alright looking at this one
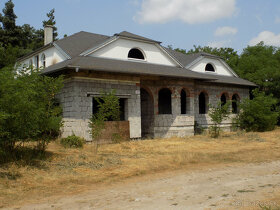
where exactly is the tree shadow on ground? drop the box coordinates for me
[0,146,54,170]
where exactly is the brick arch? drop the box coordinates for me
[220,92,229,107]
[198,90,209,114]
[179,87,191,97]
[140,87,155,137]
[140,85,154,102]
[220,91,230,99]
[158,87,172,114]
[156,86,174,94]
[220,92,230,107]
[231,92,240,100]
[198,89,209,97]
[179,87,191,114]
[231,93,241,114]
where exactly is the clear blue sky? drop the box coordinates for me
[1,0,280,53]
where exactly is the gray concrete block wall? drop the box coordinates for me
[194,83,250,128]
[57,76,251,141]
[57,77,141,140]
[142,81,196,138]
[141,80,250,138]
[153,115,194,138]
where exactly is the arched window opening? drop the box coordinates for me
[232,94,240,114]
[141,88,154,138]
[158,88,172,114]
[181,89,186,114]
[29,59,33,68]
[41,53,46,68]
[199,92,208,114]
[128,48,144,60]
[205,63,215,72]
[221,93,227,107]
[34,55,39,69]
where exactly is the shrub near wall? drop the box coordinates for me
[60,135,85,148]
[89,90,121,153]
[236,90,279,132]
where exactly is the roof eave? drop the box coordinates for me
[157,45,185,68]
[43,64,215,81]
[16,43,53,62]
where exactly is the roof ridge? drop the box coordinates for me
[115,31,161,43]
[54,31,110,44]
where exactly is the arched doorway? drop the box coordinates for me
[141,88,154,138]
[221,92,229,107]
[158,88,172,114]
[232,94,240,114]
[199,92,208,114]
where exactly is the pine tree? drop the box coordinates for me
[0,0,21,47]
[0,0,16,30]
[42,9,58,40]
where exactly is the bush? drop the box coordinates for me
[208,102,230,138]
[89,90,120,153]
[235,90,279,132]
[60,135,85,148]
[0,67,64,152]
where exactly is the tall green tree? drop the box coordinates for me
[0,0,21,47]
[236,42,280,99]
[20,24,44,50]
[0,0,16,30]
[42,8,58,40]
[0,0,27,69]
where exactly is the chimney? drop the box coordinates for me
[44,25,54,45]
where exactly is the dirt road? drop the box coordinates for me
[11,161,280,210]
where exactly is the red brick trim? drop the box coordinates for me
[179,87,191,97]
[219,92,230,99]
[140,85,154,102]
[198,90,209,97]
[231,92,241,100]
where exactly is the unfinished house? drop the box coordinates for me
[18,26,256,140]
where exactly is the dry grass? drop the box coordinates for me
[1,128,280,208]
[259,190,280,210]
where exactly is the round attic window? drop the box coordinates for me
[128,48,145,60]
[205,63,215,72]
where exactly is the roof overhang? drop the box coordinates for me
[41,56,257,87]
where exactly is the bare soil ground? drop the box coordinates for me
[10,161,280,210]
[1,129,280,209]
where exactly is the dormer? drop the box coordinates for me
[186,54,237,77]
[83,31,182,67]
